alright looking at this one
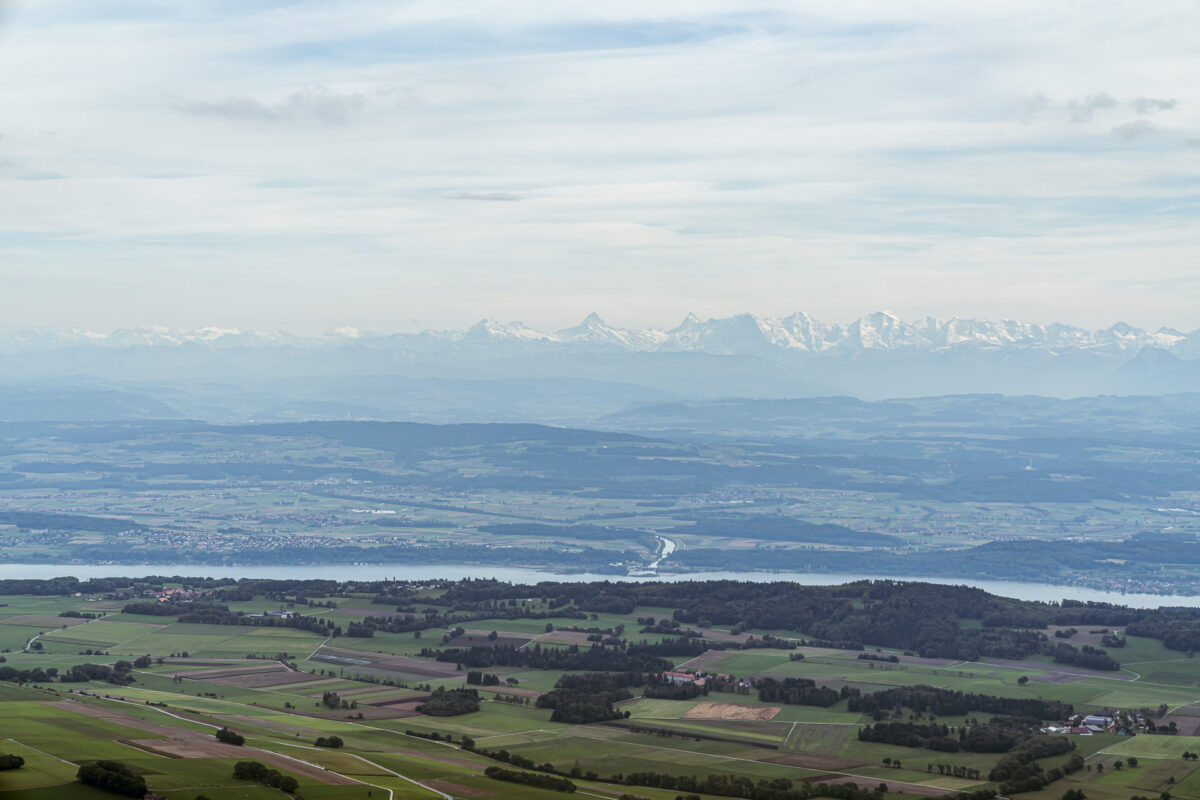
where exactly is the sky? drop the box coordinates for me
[0,0,1197,334]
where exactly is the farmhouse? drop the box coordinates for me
[663,670,698,685]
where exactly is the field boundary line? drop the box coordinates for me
[307,634,332,660]
[474,728,549,742]
[482,726,948,792]
[346,753,452,799]
[125,673,464,748]
[4,737,77,766]
[23,613,105,652]
[981,659,1200,693]
[90,694,437,798]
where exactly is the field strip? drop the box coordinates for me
[261,738,448,800]
[97,694,449,798]
[131,669,462,748]
[150,785,262,794]
[980,659,1200,693]
[340,753,451,800]
[636,716,856,727]
[23,614,105,652]
[307,633,332,660]
[518,633,547,650]
[474,728,549,742]
[507,728,952,791]
[110,623,180,651]
[4,738,77,766]
[77,683,462,794]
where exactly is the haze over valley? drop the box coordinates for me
[2,310,1199,424]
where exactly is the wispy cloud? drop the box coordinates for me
[1065,92,1117,123]
[1111,119,1158,141]
[0,1,1197,332]
[1132,96,1178,115]
[175,86,367,126]
[445,191,524,202]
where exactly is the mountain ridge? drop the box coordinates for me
[2,312,1195,358]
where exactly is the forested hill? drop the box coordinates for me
[665,516,901,547]
[6,574,1200,662]
[226,421,652,453]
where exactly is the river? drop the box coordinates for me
[0,562,1195,608]
[647,535,677,570]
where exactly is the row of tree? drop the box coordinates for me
[232,760,299,792]
[76,761,146,798]
[416,687,481,716]
[844,684,1073,720]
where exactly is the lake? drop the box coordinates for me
[0,563,1195,608]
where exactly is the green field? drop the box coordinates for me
[3,576,1200,800]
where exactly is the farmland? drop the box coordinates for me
[2,576,1200,799]
[0,417,1197,594]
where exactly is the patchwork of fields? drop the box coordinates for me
[3,578,1200,800]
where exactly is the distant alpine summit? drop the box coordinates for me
[3,312,1192,357]
[454,311,1191,355]
[0,313,1196,409]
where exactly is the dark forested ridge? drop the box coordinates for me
[17,574,1200,662]
[0,511,147,534]
[665,516,901,547]
[675,534,1200,585]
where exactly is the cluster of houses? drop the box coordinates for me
[1044,710,1149,736]
[660,668,752,690]
[142,587,203,602]
[247,610,298,620]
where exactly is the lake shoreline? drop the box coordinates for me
[1,562,1196,609]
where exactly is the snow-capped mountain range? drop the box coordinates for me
[0,312,1193,357]
[0,312,1198,420]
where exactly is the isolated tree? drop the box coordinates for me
[215,728,244,746]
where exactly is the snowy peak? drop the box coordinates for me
[458,319,551,344]
[0,326,302,351]
[0,313,1195,360]
[556,314,665,349]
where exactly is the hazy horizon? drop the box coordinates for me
[0,308,1194,339]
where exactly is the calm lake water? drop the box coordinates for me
[0,563,1194,608]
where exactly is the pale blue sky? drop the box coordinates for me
[0,0,1196,333]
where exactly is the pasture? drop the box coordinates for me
[4,578,1200,800]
